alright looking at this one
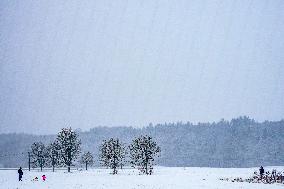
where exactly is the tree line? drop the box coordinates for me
[29,128,160,175]
[1,116,283,168]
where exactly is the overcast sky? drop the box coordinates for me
[0,0,283,134]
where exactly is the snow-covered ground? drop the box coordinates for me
[1,166,283,189]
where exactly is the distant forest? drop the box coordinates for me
[0,116,283,168]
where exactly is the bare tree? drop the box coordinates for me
[99,138,126,174]
[56,127,81,172]
[129,135,161,175]
[80,151,94,170]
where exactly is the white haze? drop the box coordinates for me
[0,0,283,134]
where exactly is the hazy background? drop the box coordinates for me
[0,0,284,134]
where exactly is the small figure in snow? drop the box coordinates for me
[259,166,264,179]
[42,175,46,181]
[18,167,23,181]
[32,177,39,181]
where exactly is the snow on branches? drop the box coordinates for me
[30,142,48,171]
[80,151,94,170]
[45,141,61,172]
[99,138,126,174]
[129,135,161,175]
[56,127,81,172]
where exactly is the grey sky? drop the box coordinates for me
[0,0,283,134]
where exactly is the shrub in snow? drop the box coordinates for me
[221,169,284,184]
[129,135,161,175]
[251,170,284,184]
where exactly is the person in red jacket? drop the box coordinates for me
[42,175,46,181]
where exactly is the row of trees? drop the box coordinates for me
[100,136,161,175]
[30,128,161,175]
[30,127,80,172]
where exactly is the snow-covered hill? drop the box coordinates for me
[1,166,283,189]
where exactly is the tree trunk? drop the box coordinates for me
[113,150,116,174]
[28,152,31,171]
[146,163,148,175]
[52,156,55,172]
[67,146,71,173]
[86,162,87,170]
[145,157,148,175]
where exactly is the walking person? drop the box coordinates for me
[259,166,264,179]
[18,167,23,181]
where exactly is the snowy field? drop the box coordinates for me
[1,166,283,189]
